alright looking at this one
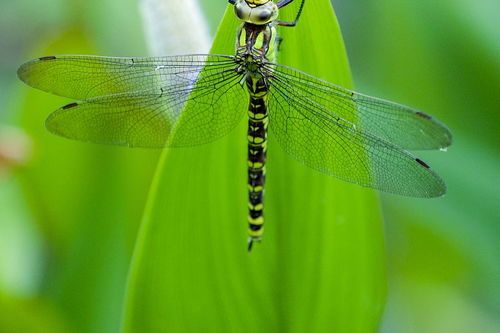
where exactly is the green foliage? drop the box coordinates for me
[123,1,385,332]
[332,0,500,331]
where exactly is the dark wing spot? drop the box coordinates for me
[39,56,57,61]
[416,111,432,119]
[62,102,78,110]
[416,158,430,168]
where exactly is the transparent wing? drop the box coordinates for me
[266,64,447,197]
[18,54,238,99]
[20,55,247,147]
[265,63,452,150]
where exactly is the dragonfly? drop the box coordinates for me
[17,0,452,251]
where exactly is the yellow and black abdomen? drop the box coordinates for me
[235,20,277,250]
[246,75,269,250]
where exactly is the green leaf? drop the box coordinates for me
[123,1,386,332]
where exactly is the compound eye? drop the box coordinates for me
[235,1,251,21]
[259,10,271,22]
[251,7,276,24]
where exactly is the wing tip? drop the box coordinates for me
[415,158,448,199]
[17,56,57,84]
[414,158,447,198]
[414,109,454,150]
[426,184,447,198]
[45,110,64,138]
[425,177,447,198]
[432,114,454,149]
[16,62,29,82]
[45,103,76,138]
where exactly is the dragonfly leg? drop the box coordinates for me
[275,20,297,27]
[275,0,305,27]
[276,0,295,8]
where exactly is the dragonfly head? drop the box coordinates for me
[233,0,279,25]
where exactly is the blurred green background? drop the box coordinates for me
[0,0,499,332]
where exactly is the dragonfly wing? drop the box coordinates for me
[45,63,247,148]
[266,63,452,150]
[266,65,446,197]
[17,54,238,99]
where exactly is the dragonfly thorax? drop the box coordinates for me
[234,0,278,25]
[236,22,277,63]
[245,56,264,74]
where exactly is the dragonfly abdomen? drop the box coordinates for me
[246,76,269,251]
